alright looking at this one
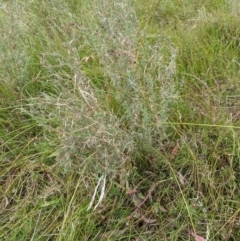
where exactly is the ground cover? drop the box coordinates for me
[0,0,240,240]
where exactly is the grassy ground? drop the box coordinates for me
[1,0,240,240]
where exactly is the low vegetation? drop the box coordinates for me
[0,0,240,240]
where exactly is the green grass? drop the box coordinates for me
[1,0,240,240]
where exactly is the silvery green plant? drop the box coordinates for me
[82,0,178,147]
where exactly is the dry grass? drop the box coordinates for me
[0,0,240,240]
